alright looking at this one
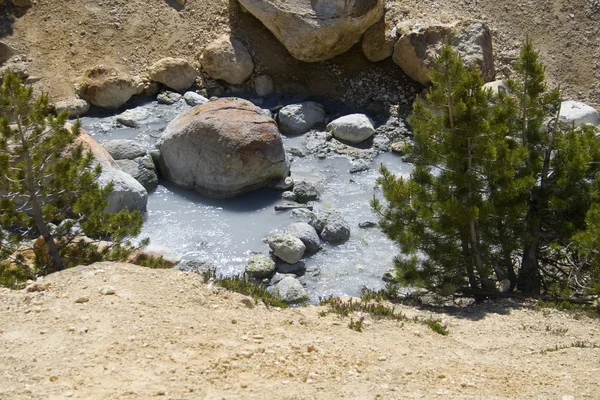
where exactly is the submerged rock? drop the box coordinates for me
[292,181,319,204]
[311,210,351,242]
[158,98,289,198]
[267,234,306,264]
[272,276,309,303]
[284,222,320,253]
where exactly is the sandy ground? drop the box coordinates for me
[1,262,599,399]
[0,0,598,107]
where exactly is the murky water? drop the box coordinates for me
[81,98,411,302]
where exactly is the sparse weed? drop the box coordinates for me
[203,269,288,309]
[348,317,364,332]
[422,319,449,336]
[540,341,599,355]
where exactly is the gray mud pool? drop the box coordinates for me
[81,97,412,302]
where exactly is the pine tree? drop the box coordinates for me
[372,44,514,294]
[502,39,600,294]
[0,72,143,279]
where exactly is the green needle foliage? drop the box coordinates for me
[374,40,600,297]
[0,72,143,283]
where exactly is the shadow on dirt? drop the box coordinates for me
[0,3,29,39]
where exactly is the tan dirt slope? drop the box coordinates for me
[1,262,599,399]
[1,0,599,107]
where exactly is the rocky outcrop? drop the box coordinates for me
[54,98,90,118]
[393,20,494,86]
[272,276,309,303]
[327,114,375,144]
[362,15,398,62]
[158,98,289,198]
[200,35,254,85]
[278,102,325,134]
[76,130,148,213]
[77,65,143,109]
[559,101,600,127]
[147,57,197,92]
[238,0,384,62]
[267,234,306,264]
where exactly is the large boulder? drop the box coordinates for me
[327,114,375,144]
[310,210,350,242]
[272,276,309,303]
[393,20,494,86]
[362,15,398,62]
[77,65,143,109]
[238,0,384,62]
[158,98,289,198]
[559,101,600,128]
[278,102,325,134]
[76,130,148,213]
[284,222,320,253]
[267,234,306,264]
[200,35,254,85]
[147,57,197,92]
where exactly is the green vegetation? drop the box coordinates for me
[373,39,600,298]
[319,288,450,335]
[540,341,599,355]
[423,319,450,336]
[203,269,288,309]
[348,317,364,332]
[0,72,143,287]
